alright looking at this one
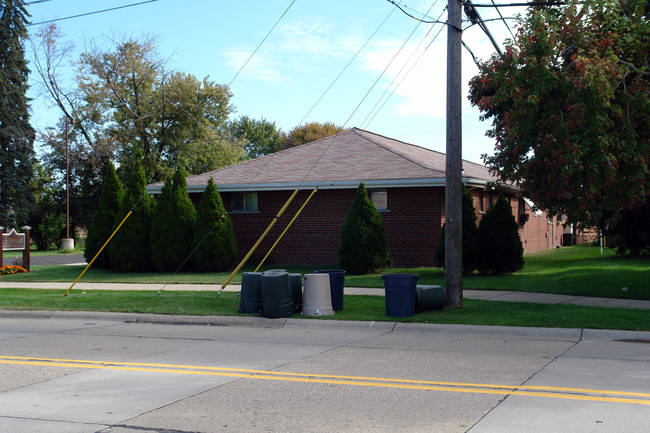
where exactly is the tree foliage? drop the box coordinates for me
[468,0,650,229]
[84,162,123,268]
[108,155,154,272]
[190,178,238,272]
[0,0,35,227]
[151,167,197,272]
[31,27,246,216]
[435,186,480,273]
[283,122,344,149]
[339,183,392,275]
[478,195,524,275]
[230,115,286,158]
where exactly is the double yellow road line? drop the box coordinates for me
[2,355,649,405]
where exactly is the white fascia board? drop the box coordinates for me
[147,177,517,195]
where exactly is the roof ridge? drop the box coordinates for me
[351,127,444,173]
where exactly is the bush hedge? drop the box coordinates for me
[190,178,238,272]
[84,162,123,268]
[478,194,524,275]
[339,183,392,275]
[108,156,154,272]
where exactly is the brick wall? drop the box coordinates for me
[188,185,575,268]
[190,187,444,268]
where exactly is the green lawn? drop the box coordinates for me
[1,245,649,331]
[3,245,648,299]
[0,289,647,331]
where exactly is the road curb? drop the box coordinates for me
[1,309,647,340]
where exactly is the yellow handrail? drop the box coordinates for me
[254,188,318,272]
[220,189,299,290]
[63,211,132,297]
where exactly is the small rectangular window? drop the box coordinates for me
[232,192,258,212]
[371,189,388,210]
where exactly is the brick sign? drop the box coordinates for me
[2,229,25,251]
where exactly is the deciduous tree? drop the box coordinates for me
[230,115,285,158]
[468,0,649,229]
[283,122,344,149]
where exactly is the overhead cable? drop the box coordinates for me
[228,0,296,87]
[344,1,438,127]
[385,0,448,24]
[490,0,515,38]
[361,7,447,128]
[298,6,396,125]
[27,0,159,26]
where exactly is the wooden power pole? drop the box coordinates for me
[445,0,463,308]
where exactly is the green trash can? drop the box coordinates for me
[382,274,419,317]
[415,285,446,312]
[261,270,294,319]
[239,272,263,314]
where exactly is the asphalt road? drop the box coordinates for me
[1,313,648,433]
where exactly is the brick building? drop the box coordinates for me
[148,128,574,267]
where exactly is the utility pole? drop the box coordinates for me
[445,0,463,308]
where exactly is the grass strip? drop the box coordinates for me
[0,289,648,331]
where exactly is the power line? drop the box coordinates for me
[27,0,160,26]
[490,0,515,38]
[345,1,438,127]
[228,0,296,88]
[298,6,396,125]
[465,1,569,7]
[464,0,503,56]
[362,7,447,128]
[386,0,449,25]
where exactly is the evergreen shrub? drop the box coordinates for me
[108,156,154,272]
[190,178,238,272]
[435,186,480,273]
[478,194,524,275]
[84,163,123,268]
[151,168,196,272]
[339,183,392,275]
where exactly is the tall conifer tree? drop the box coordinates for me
[84,162,123,268]
[190,178,238,272]
[151,167,196,272]
[108,154,154,272]
[0,0,36,226]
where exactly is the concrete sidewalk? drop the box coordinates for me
[1,281,649,310]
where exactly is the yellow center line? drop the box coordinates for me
[1,355,649,405]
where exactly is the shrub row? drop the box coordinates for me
[85,160,238,273]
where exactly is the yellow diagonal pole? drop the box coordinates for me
[254,187,317,272]
[220,189,299,291]
[63,211,132,297]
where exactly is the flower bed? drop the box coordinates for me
[0,265,28,275]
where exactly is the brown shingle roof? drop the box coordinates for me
[149,128,497,192]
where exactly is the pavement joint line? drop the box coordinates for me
[2,355,649,405]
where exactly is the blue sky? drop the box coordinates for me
[25,0,524,164]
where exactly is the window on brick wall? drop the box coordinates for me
[232,191,258,212]
[371,189,388,210]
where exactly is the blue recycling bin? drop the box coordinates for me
[382,274,419,317]
[314,269,346,311]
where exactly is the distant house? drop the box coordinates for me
[147,128,573,267]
